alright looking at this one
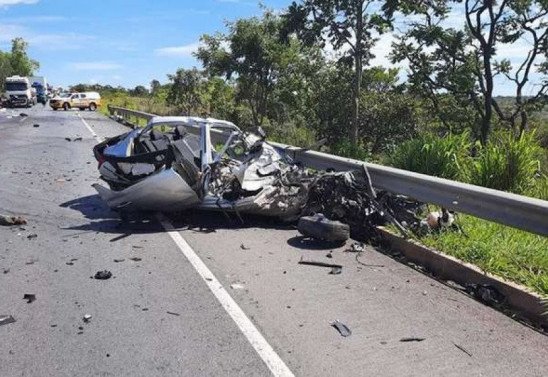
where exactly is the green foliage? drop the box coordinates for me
[331,139,371,161]
[421,215,548,296]
[465,131,542,193]
[166,67,205,116]
[388,132,471,179]
[0,38,39,91]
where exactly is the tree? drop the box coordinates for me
[284,0,390,146]
[131,85,148,96]
[385,0,548,144]
[196,10,306,127]
[166,68,205,115]
[9,37,39,76]
[150,79,161,96]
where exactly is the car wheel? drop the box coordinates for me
[63,103,70,111]
[52,107,58,111]
[89,103,97,111]
[297,213,350,243]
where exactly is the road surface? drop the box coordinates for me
[0,106,546,376]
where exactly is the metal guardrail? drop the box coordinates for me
[108,105,548,236]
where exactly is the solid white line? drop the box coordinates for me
[77,113,103,142]
[157,214,295,377]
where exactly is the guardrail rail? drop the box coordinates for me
[108,105,548,237]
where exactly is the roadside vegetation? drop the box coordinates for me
[58,1,547,294]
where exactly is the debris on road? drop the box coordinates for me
[422,208,455,231]
[83,314,92,323]
[465,284,505,306]
[0,214,27,226]
[0,315,16,327]
[113,258,125,263]
[298,213,350,243]
[166,311,180,316]
[23,294,36,303]
[94,270,113,280]
[345,242,365,253]
[454,343,473,357]
[26,233,37,240]
[33,124,39,128]
[298,258,343,275]
[240,244,250,250]
[230,283,245,290]
[19,113,28,117]
[400,337,425,342]
[129,257,142,262]
[330,320,351,337]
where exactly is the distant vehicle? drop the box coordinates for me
[4,76,36,108]
[49,92,101,111]
[28,76,48,95]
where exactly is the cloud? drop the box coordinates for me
[154,42,200,57]
[68,62,122,71]
[0,0,38,6]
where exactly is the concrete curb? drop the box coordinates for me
[377,227,547,329]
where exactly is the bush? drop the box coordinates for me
[465,131,541,194]
[331,138,371,161]
[387,132,471,180]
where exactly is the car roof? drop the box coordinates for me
[149,116,240,131]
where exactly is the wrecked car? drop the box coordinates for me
[93,116,315,218]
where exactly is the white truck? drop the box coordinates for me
[5,76,36,108]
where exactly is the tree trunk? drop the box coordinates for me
[480,52,494,145]
[350,1,364,147]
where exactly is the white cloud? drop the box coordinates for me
[154,42,200,57]
[69,62,122,71]
[0,0,38,5]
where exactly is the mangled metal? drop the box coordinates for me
[93,116,421,239]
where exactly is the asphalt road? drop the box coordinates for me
[0,106,547,377]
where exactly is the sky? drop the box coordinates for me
[0,0,543,95]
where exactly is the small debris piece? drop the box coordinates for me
[453,343,473,357]
[83,314,92,323]
[0,214,27,226]
[23,294,36,303]
[346,242,365,253]
[331,320,351,337]
[297,214,350,242]
[325,251,333,258]
[65,137,71,142]
[129,257,142,262]
[19,113,28,117]
[400,337,425,342]
[230,283,245,290]
[0,315,16,326]
[240,244,250,250]
[166,311,180,316]
[113,259,125,263]
[33,124,39,128]
[27,233,37,240]
[3,268,9,274]
[94,270,112,280]
[73,137,83,141]
[66,262,74,266]
[132,245,143,249]
[298,258,343,275]
[465,284,505,306]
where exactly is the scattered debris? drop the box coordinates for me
[422,208,455,230]
[113,259,125,263]
[325,251,333,258]
[400,337,425,342]
[465,284,505,306]
[74,137,83,141]
[94,270,112,280]
[230,283,245,290]
[0,214,27,226]
[129,257,142,262]
[19,113,28,117]
[453,343,473,357]
[355,253,385,268]
[65,137,72,142]
[330,320,351,337]
[27,233,37,240]
[298,213,350,243]
[166,311,180,316]
[298,258,343,275]
[83,314,92,323]
[0,315,16,326]
[66,262,74,266]
[240,244,250,250]
[23,294,36,303]
[3,268,9,274]
[33,124,39,128]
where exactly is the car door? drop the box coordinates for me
[70,94,80,107]
[79,93,88,107]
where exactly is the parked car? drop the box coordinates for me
[50,92,101,111]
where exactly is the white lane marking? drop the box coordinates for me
[157,214,295,377]
[78,113,103,142]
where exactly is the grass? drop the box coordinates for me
[419,215,548,296]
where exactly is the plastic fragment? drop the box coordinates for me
[331,320,351,337]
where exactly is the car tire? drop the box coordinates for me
[89,103,97,111]
[63,103,70,111]
[52,107,57,111]
[297,213,350,243]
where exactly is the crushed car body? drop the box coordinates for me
[93,116,314,217]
